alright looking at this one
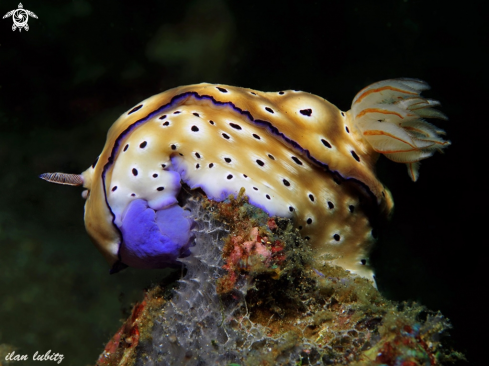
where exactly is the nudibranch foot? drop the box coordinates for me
[118,199,193,269]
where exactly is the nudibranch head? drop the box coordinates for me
[41,79,448,282]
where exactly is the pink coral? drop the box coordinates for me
[242,227,272,263]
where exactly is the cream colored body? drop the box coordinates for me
[41,79,448,282]
[82,84,394,280]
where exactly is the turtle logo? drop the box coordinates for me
[3,3,38,32]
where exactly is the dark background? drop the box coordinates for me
[0,0,485,364]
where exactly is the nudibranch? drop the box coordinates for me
[41,79,449,281]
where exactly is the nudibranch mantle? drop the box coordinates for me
[41,79,449,282]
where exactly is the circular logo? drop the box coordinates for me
[12,9,28,28]
[3,3,38,32]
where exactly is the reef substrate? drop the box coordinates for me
[95,190,463,366]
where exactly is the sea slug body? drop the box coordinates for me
[40,79,449,282]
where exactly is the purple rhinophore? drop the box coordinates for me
[119,199,193,268]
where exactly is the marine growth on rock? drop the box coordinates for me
[95,192,463,365]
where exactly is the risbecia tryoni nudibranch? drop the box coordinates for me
[40,79,450,282]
